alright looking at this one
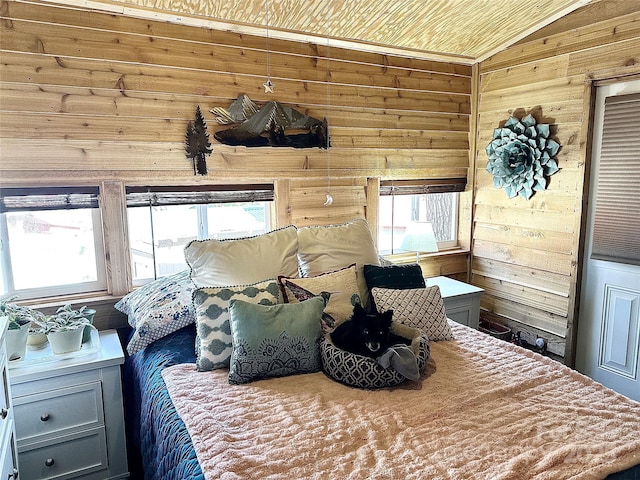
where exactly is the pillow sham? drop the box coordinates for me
[364,263,426,308]
[279,264,362,329]
[115,270,195,355]
[296,218,379,309]
[192,280,281,371]
[228,296,326,384]
[185,225,298,288]
[371,285,453,341]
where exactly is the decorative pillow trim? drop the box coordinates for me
[185,225,299,288]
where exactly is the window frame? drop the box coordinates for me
[125,184,275,286]
[0,186,107,299]
[378,179,465,256]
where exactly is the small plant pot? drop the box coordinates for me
[81,308,96,343]
[27,330,48,350]
[6,321,31,361]
[47,327,84,355]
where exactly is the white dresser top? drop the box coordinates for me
[8,329,124,384]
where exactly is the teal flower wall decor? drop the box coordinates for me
[485,113,560,199]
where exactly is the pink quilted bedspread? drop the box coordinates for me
[162,322,640,480]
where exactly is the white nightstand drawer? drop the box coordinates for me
[14,382,104,444]
[19,428,108,480]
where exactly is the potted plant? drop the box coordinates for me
[33,304,92,355]
[1,296,44,361]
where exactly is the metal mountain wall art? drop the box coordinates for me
[210,95,330,149]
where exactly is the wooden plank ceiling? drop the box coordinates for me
[44,0,593,63]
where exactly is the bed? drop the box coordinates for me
[118,220,640,479]
[123,320,640,480]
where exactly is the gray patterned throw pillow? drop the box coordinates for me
[192,280,281,371]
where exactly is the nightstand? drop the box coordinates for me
[0,317,19,480]
[427,276,484,329]
[8,329,128,480]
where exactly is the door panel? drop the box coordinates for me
[576,79,640,402]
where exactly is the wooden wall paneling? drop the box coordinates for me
[475,5,640,362]
[365,177,380,248]
[563,78,597,367]
[273,179,291,227]
[0,0,473,315]
[480,9,640,72]
[100,180,131,296]
[471,257,571,298]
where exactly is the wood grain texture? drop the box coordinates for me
[474,3,640,361]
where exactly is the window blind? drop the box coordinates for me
[0,187,100,213]
[591,93,640,266]
[125,184,274,207]
[379,178,466,196]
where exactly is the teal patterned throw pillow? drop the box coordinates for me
[192,280,280,371]
[228,296,325,384]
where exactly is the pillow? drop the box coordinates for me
[228,296,326,384]
[192,280,281,371]
[371,286,453,341]
[115,270,195,355]
[279,264,362,330]
[364,263,426,308]
[321,322,430,389]
[296,218,380,309]
[185,225,298,288]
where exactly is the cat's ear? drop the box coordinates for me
[353,303,366,316]
[382,309,393,324]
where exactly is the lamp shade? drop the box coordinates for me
[399,222,438,253]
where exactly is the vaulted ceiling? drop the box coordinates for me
[48,0,593,63]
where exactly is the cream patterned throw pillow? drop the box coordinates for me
[192,280,281,371]
[279,264,362,329]
[371,285,453,341]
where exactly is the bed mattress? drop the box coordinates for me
[123,323,640,480]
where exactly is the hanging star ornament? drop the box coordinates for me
[263,78,275,93]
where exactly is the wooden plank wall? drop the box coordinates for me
[0,0,472,322]
[473,0,640,361]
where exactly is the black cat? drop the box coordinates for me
[330,304,408,358]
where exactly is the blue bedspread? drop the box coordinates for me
[123,324,204,480]
[122,324,638,480]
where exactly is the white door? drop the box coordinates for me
[575,79,640,402]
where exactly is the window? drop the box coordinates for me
[378,179,463,256]
[126,185,273,284]
[0,187,106,299]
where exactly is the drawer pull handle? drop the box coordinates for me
[0,408,7,420]
[45,458,55,467]
[40,413,50,422]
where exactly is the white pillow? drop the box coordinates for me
[185,225,298,288]
[371,285,453,341]
[296,218,379,309]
